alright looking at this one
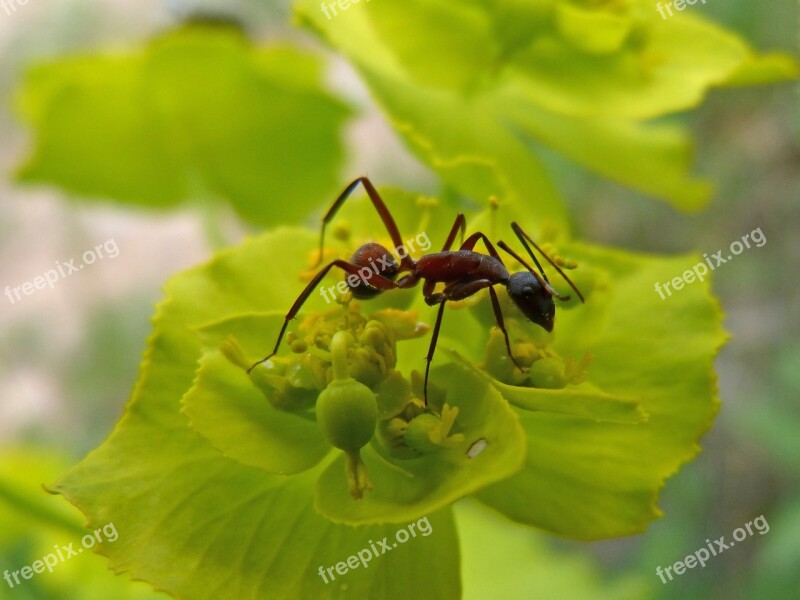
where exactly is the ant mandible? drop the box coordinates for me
[249,176,585,403]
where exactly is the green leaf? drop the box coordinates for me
[50,229,461,599]
[474,242,727,539]
[314,362,527,525]
[15,26,351,226]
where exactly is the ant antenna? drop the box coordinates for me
[497,241,569,301]
[501,223,585,303]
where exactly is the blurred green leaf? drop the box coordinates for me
[721,52,799,86]
[15,26,351,226]
[456,500,652,600]
[295,0,796,215]
[0,448,166,600]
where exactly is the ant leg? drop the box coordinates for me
[439,278,524,372]
[317,177,412,270]
[460,231,504,263]
[442,277,492,300]
[457,233,521,370]
[423,300,447,406]
[248,259,399,373]
[421,277,527,402]
[487,286,524,371]
[422,279,439,304]
[509,223,584,303]
[441,213,466,251]
[442,217,505,266]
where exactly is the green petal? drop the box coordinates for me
[315,362,526,524]
[448,349,647,424]
[475,243,727,539]
[15,27,350,225]
[182,320,331,474]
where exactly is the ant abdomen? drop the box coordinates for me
[347,242,399,299]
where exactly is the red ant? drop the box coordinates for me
[249,176,584,402]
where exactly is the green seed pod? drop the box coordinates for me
[290,339,308,353]
[528,356,567,389]
[250,366,317,411]
[404,413,442,454]
[376,417,420,459]
[316,378,378,452]
[316,331,378,453]
[285,360,319,390]
[219,336,316,411]
[316,330,379,499]
[403,404,464,454]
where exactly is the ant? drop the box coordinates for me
[249,176,584,403]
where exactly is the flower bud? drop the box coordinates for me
[528,357,567,389]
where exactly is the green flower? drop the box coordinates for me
[50,190,726,598]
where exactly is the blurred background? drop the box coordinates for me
[0,1,797,599]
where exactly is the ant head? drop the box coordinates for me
[347,242,399,299]
[507,271,555,332]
